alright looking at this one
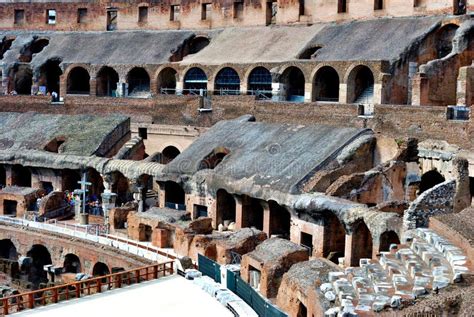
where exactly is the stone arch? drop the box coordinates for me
[435,24,460,59]
[66,66,90,95]
[183,67,208,93]
[164,181,185,207]
[346,65,375,104]
[322,212,346,263]
[92,261,110,276]
[216,189,236,228]
[199,147,230,170]
[419,170,445,195]
[313,66,340,102]
[348,220,373,266]
[247,66,272,97]
[157,67,177,94]
[268,200,291,238]
[27,244,52,285]
[37,59,62,95]
[87,168,105,200]
[111,171,131,206]
[63,253,81,273]
[11,164,32,187]
[127,67,150,96]
[378,231,400,252]
[281,66,305,102]
[161,145,180,164]
[214,67,240,95]
[96,66,119,97]
[0,239,18,260]
[19,38,49,63]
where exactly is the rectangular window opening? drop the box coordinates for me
[138,127,148,140]
[14,9,25,25]
[138,6,148,23]
[47,9,56,25]
[107,9,118,31]
[338,0,347,13]
[77,8,87,23]
[374,0,384,10]
[233,2,244,19]
[170,5,180,21]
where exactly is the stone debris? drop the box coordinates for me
[323,228,470,314]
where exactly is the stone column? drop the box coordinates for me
[158,183,165,208]
[304,82,312,102]
[339,83,348,104]
[411,73,429,106]
[344,234,354,267]
[261,201,271,237]
[176,81,184,95]
[89,77,96,96]
[452,157,471,213]
[311,222,325,258]
[456,64,474,106]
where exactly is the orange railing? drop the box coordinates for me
[1,261,174,315]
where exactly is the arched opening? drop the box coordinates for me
[26,244,52,285]
[85,168,104,200]
[313,66,339,102]
[268,200,291,239]
[349,221,373,266]
[189,37,210,54]
[247,67,272,98]
[92,262,110,276]
[0,37,15,60]
[164,181,185,209]
[183,67,207,94]
[348,65,374,104]
[44,136,66,153]
[111,171,130,207]
[11,165,31,187]
[66,67,90,95]
[63,253,81,273]
[214,67,240,95]
[19,39,49,63]
[241,195,264,230]
[322,213,346,263]
[0,165,6,188]
[161,146,180,164]
[282,67,305,102]
[157,67,177,94]
[419,170,445,194]
[139,224,153,242]
[0,239,18,260]
[378,231,400,253]
[38,59,62,95]
[96,66,118,97]
[298,46,321,59]
[199,147,230,170]
[436,24,459,59]
[12,65,32,95]
[127,67,150,96]
[216,189,236,228]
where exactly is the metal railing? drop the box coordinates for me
[1,261,174,315]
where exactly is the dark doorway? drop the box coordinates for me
[283,67,305,102]
[96,66,119,97]
[322,213,346,264]
[3,200,17,216]
[300,232,313,256]
[214,67,240,95]
[194,204,208,218]
[164,181,185,209]
[66,67,90,95]
[247,67,272,98]
[92,262,110,276]
[139,224,153,242]
[11,165,31,187]
[0,239,18,260]
[349,221,373,266]
[161,146,180,164]
[241,195,264,230]
[268,200,291,238]
[127,67,150,96]
[297,302,308,317]
[12,65,32,95]
[379,231,400,252]
[0,166,6,188]
[158,68,177,94]
[63,254,81,273]
[350,65,374,103]
[184,67,207,94]
[38,59,62,95]
[314,66,339,102]
[62,169,81,192]
[40,181,54,194]
[419,170,445,194]
[27,244,52,286]
[216,189,236,227]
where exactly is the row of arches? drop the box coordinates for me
[18,63,374,102]
[0,239,111,283]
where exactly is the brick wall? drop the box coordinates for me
[1,94,473,150]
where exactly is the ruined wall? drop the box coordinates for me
[403,180,456,231]
[0,0,461,31]
[0,224,150,275]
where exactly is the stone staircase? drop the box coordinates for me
[355,86,374,105]
[321,228,471,316]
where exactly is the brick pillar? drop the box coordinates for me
[89,78,96,96]
[411,73,429,106]
[312,223,325,258]
[339,83,348,103]
[304,82,312,102]
[176,81,184,95]
[240,82,247,95]
[456,64,474,106]
[262,201,271,237]
[158,183,165,208]
[150,78,158,96]
[271,82,284,101]
[344,234,354,267]
[235,196,243,230]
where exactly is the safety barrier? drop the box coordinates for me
[1,261,174,315]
